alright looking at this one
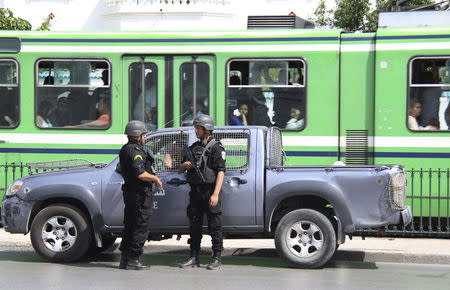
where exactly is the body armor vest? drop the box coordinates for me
[186,139,218,185]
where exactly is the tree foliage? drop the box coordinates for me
[312,0,334,28]
[313,0,437,32]
[0,8,55,31]
[0,8,32,30]
[36,13,55,31]
[333,0,370,32]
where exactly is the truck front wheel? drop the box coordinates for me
[30,204,92,263]
[275,209,336,269]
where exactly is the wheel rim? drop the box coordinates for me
[41,216,77,252]
[285,220,324,258]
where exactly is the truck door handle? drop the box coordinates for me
[237,178,247,184]
[167,178,188,185]
[227,177,247,185]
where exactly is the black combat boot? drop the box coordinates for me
[206,250,222,270]
[119,256,150,270]
[179,249,200,268]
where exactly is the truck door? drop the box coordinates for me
[145,130,191,227]
[214,128,257,226]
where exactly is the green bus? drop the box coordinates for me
[1,12,450,236]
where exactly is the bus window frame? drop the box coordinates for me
[0,57,20,129]
[225,57,307,132]
[407,55,450,133]
[34,57,112,130]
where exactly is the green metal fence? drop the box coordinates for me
[1,163,450,237]
[353,168,450,238]
[1,163,28,197]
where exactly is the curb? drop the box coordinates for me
[142,245,450,265]
[333,250,450,265]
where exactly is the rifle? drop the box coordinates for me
[183,144,206,182]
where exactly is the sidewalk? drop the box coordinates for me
[1,229,449,264]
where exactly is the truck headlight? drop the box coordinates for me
[389,167,407,210]
[5,180,23,197]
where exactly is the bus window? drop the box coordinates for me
[35,59,111,129]
[409,57,450,131]
[180,62,209,126]
[129,62,158,131]
[0,59,19,128]
[227,59,305,130]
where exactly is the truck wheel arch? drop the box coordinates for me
[28,197,104,248]
[266,192,354,235]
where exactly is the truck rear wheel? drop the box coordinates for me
[30,204,92,263]
[275,209,336,269]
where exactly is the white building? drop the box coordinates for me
[0,0,326,31]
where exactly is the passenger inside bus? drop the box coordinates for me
[0,81,19,128]
[246,88,272,127]
[272,70,294,128]
[66,98,110,128]
[93,70,110,101]
[49,92,72,127]
[229,103,249,126]
[285,107,304,130]
[0,91,18,127]
[36,100,54,128]
[0,114,15,127]
[43,75,54,85]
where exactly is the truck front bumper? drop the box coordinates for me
[1,196,34,233]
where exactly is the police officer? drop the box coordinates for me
[179,114,226,270]
[118,120,163,270]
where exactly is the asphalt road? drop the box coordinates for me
[0,249,449,290]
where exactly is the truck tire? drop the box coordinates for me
[30,204,92,263]
[275,208,336,269]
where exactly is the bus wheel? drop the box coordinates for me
[30,204,92,263]
[275,209,336,269]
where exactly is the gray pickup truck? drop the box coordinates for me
[1,126,412,268]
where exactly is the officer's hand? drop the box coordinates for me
[155,176,164,190]
[209,194,219,208]
[180,161,193,171]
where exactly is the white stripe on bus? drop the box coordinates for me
[1,133,450,148]
[21,44,340,53]
[20,41,450,54]
[285,136,450,148]
[0,133,127,145]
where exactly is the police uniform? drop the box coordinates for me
[119,139,155,261]
[186,138,226,253]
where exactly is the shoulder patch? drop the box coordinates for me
[221,151,226,160]
[134,154,143,160]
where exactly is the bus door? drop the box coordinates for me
[123,56,165,132]
[170,56,216,127]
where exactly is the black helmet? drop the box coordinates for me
[193,114,214,131]
[125,120,148,137]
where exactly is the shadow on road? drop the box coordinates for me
[0,247,377,270]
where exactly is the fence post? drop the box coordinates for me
[419,168,424,232]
